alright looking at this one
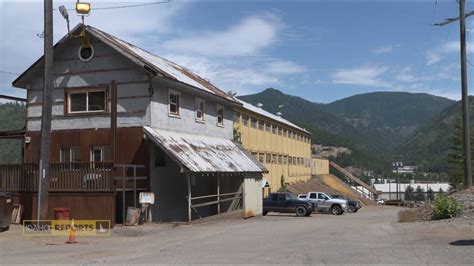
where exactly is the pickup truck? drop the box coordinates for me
[263,192,314,217]
[331,194,361,213]
[298,192,347,215]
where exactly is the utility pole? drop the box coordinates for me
[435,0,473,188]
[38,0,54,220]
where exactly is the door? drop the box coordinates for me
[317,193,330,210]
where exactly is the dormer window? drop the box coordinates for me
[217,105,224,126]
[169,89,180,117]
[66,88,107,114]
[195,97,205,122]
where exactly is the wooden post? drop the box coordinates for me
[187,173,192,223]
[133,166,137,208]
[217,174,220,214]
[110,80,117,163]
[122,165,126,226]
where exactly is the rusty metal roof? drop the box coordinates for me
[86,26,237,103]
[13,24,239,105]
[144,126,267,173]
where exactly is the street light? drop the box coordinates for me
[58,5,70,33]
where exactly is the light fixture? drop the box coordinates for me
[75,1,91,15]
[58,5,70,33]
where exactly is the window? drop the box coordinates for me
[258,153,264,163]
[278,155,282,165]
[169,90,180,116]
[288,157,292,165]
[283,129,288,137]
[278,127,282,136]
[195,98,205,121]
[90,146,110,162]
[265,122,271,132]
[250,117,257,129]
[258,120,264,130]
[217,105,224,126]
[309,193,317,199]
[272,154,278,164]
[60,147,81,162]
[78,45,94,62]
[67,89,106,114]
[251,152,258,160]
[266,154,271,164]
[272,125,277,134]
[233,111,241,123]
[242,114,249,126]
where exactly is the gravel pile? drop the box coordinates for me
[451,187,474,217]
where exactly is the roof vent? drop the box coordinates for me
[257,103,263,108]
[227,90,237,97]
[276,112,282,117]
[204,78,210,82]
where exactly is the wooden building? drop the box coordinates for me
[233,99,312,192]
[1,24,266,224]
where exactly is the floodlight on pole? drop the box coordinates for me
[58,5,70,33]
[75,1,91,24]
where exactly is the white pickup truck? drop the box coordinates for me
[298,192,347,215]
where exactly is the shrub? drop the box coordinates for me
[432,194,464,220]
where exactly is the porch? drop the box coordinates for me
[0,162,139,226]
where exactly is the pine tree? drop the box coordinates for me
[404,185,415,201]
[427,187,435,202]
[448,116,464,189]
[414,186,425,202]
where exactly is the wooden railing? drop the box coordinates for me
[0,163,37,192]
[0,162,114,192]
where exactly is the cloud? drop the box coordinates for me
[0,0,186,97]
[372,45,394,54]
[264,60,306,74]
[426,51,441,66]
[330,65,391,87]
[161,15,281,57]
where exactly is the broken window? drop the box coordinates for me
[195,97,205,121]
[169,90,180,116]
[217,105,224,126]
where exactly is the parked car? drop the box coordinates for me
[263,192,314,217]
[331,194,361,213]
[298,192,347,215]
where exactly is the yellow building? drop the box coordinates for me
[311,157,330,175]
[233,99,312,191]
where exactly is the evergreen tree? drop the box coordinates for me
[438,187,444,194]
[448,116,464,189]
[404,185,415,201]
[427,187,435,202]
[414,185,425,202]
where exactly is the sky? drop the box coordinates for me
[0,0,473,103]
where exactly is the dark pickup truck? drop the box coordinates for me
[263,192,314,217]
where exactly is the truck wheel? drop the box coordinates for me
[347,205,356,213]
[295,206,307,217]
[330,205,342,215]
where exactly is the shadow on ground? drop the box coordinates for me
[449,240,474,246]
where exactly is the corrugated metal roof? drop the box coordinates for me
[144,126,267,173]
[373,183,450,193]
[85,26,237,103]
[13,24,238,104]
[236,99,310,134]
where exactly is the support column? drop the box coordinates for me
[187,173,192,223]
[217,174,220,214]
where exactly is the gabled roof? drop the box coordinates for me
[236,98,310,135]
[13,24,237,104]
[144,126,267,173]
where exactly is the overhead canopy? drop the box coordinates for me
[143,126,267,174]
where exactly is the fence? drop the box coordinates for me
[0,162,114,192]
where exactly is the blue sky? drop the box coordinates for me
[0,0,473,103]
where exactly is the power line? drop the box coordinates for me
[0,71,20,76]
[54,1,171,11]
[415,0,439,84]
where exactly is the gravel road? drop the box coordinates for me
[1,206,473,264]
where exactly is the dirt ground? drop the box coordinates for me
[0,206,473,264]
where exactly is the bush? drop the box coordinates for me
[432,194,464,220]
